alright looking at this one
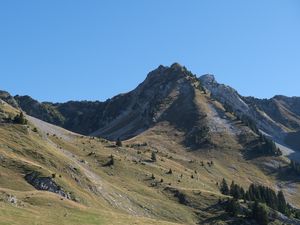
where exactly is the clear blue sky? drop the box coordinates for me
[0,0,299,102]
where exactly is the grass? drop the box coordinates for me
[0,100,299,224]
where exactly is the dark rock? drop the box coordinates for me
[25,172,70,199]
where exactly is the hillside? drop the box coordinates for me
[199,75,300,157]
[7,66,300,153]
[1,64,300,224]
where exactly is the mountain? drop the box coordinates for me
[11,64,264,150]
[14,63,201,140]
[0,90,19,109]
[1,63,300,225]
[199,74,300,152]
[10,65,300,151]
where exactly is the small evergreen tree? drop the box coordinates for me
[277,190,287,214]
[225,199,240,217]
[167,168,173,174]
[290,160,300,175]
[116,138,122,147]
[230,181,235,197]
[252,201,269,225]
[151,151,157,162]
[13,112,27,125]
[220,178,229,195]
[104,155,114,167]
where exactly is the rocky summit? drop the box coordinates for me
[0,64,300,225]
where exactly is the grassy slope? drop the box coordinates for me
[0,97,299,225]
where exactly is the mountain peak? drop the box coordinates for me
[145,63,194,84]
[170,62,183,69]
[199,74,216,85]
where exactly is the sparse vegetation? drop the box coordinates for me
[104,155,114,167]
[167,168,173,174]
[13,112,27,124]
[116,138,122,147]
[220,178,229,195]
[240,114,259,134]
[151,151,157,162]
[254,134,282,156]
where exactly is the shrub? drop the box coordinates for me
[116,138,122,147]
[13,112,27,125]
[167,168,173,174]
[151,152,157,162]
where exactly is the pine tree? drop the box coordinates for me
[167,168,173,174]
[230,181,235,197]
[151,151,157,162]
[13,112,27,125]
[277,191,287,214]
[225,199,240,217]
[220,178,229,195]
[116,138,122,147]
[252,201,269,225]
[104,154,114,167]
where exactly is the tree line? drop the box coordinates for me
[220,178,299,224]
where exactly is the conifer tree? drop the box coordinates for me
[220,178,229,195]
[116,138,122,147]
[225,199,240,217]
[151,151,157,162]
[277,190,287,214]
[252,201,269,225]
[13,112,27,124]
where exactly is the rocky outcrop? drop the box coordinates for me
[199,74,250,114]
[0,90,19,108]
[14,95,65,126]
[25,172,70,199]
[199,74,300,142]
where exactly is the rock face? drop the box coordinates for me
[199,74,250,114]
[25,172,70,199]
[14,95,65,126]
[0,91,19,108]
[90,63,201,140]
[199,74,300,146]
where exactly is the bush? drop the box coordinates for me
[225,199,240,217]
[151,152,157,162]
[252,201,269,225]
[220,178,229,195]
[104,155,114,167]
[13,112,27,125]
[116,138,122,147]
